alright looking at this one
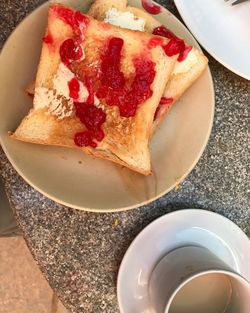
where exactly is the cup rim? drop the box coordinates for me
[164,269,250,313]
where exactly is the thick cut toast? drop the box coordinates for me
[12,3,177,175]
[88,0,208,131]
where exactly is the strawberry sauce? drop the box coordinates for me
[97,37,156,118]
[60,39,83,66]
[49,5,157,148]
[154,97,173,120]
[52,5,89,30]
[68,78,80,100]
[50,5,106,148]
[152,25,192,62]
[42,32,54,45]
[141,0,162,15]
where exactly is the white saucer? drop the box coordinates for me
[174,0,250,79]
[117,209,250,313]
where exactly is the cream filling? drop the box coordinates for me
[173,49,198,75]
[104,8,145,31]
[34,63,89,119]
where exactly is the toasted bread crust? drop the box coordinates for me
[13,3,176,175]
[11,108,154,175]
[87,0,208,132]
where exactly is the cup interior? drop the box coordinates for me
[166,271,250,313]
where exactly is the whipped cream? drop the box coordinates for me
[104,8,145,31]
[34,63,90,119]
[173,49,198,75]
[34,87,73,119]
[53,63,89,103]
[34,88,55,110]
[52,63,74,100]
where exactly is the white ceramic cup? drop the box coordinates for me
[149,246,250,313]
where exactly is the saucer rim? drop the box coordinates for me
[117,209,250,313]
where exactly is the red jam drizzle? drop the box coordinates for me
[141,0,162,15]
[51,5,105,148]
[55,5,156,147]
[148,37,164,49]
[74,131,97,148]
[52,4,89,31]
[97,37,156,118]
[84,76,96,105]
[43,5,89,50]
[73,36,156,148]
[178,45,192,62]
[147,35,185,58]
[72,74,107,148]
[153,25,175,39]
[100,37,125,90]
[159,97,174,105]
[152,25,192,62]
[74,102,106,134]
[74,102,106,147]
[43,32,54,45]
[60,38,83,66]
[163,37,185,57]
[154,97,173,120]
[68,78,80,100]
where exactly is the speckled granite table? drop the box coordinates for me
[0,1,250,312]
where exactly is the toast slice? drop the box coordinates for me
[88,0,208,131]
[12,3,177,175]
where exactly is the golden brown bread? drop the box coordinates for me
[12,3,177,175]
[87,0,208,131]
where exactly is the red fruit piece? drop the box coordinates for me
[68,78,80,99]
[59,39,83,65]
[163,37,185,57]
[141,0,162,15]
[154,97,173,120]
[100,37,125,89]
[52,5,89,30]
[178,45,192,62]
[43,33,54,45]
[74,131,97,148]
[153,25,175,39]
[81,105,106,131]
[159,97,174,105]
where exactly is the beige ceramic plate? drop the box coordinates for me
[0,0,214,212]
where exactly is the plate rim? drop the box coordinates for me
[117,209,250,312]
[173,0,250,80]
[0,1,215,212]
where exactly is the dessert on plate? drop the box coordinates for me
[12,3,178,175]
[12,1,208,175]
[88,0,208,130]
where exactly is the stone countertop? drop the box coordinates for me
[0,1,250,312]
